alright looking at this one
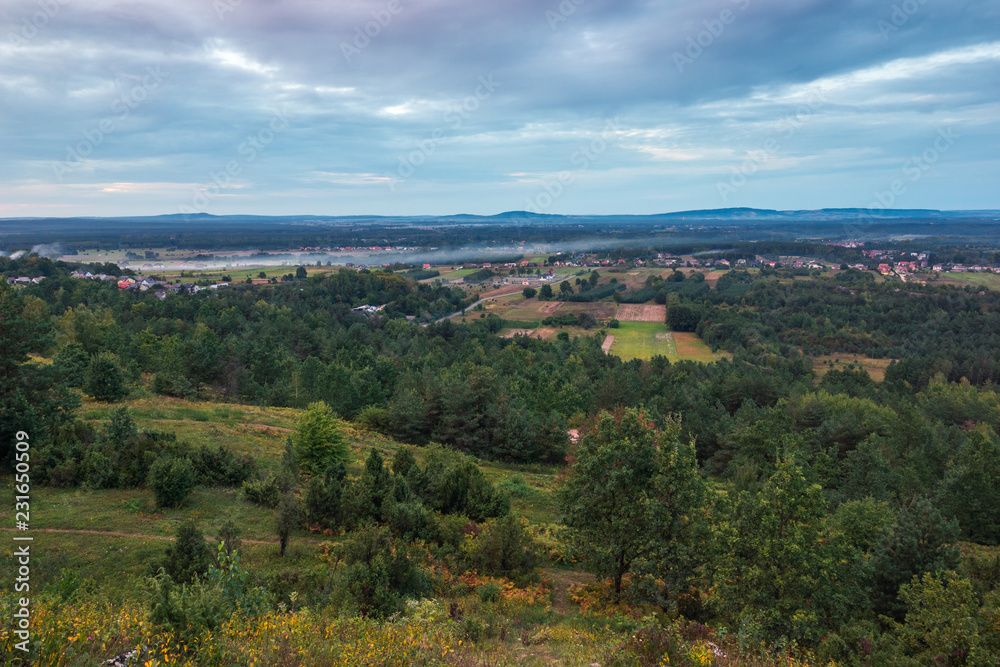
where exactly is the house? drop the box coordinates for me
[15,277,31,284]
[117,277,136,289]
[422,264,431,270]
[351,304,384,316]
[932,264,944,272]
[878,264,891,275]
[154,290,167,300]
[31,276,45,283]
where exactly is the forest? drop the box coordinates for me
[2,244,1000,666]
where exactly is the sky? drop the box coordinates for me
[1,0,998,217]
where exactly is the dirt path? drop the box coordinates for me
[601,335,614,353]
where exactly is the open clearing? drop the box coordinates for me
[812,353,895,381]
[615,304,666,322]
[674,332,717,363]
[502,328,556,340]
[601,335,614,353]
[608,322,677,360]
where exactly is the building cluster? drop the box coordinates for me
[66,270,230,299]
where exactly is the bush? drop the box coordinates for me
[146,571,227,645]
[333,526,429,619]
[463,514,538,585]
[159,519,211,585]
[82,449,117,489]
[304,463,345,529]
[355,405,391,432]
[84,352,129,402]
[190,445,257,487]
[412,450,509,521]
[147,455,197,508]
[243,477,280,508]
[391,447,416,477]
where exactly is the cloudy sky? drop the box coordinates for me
[1,0,998,217]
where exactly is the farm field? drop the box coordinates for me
[674,332,717,363]
[608,322,677,360]
[935,271,1000,289]
[614,304,666,322]
[812,353,895,381]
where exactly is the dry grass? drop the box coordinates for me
[674,332,717,363]
[614,304,666,322]
[812,353,895,381]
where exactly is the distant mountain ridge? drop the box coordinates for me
[2,207,997,224]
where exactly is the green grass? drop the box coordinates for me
[937,271,1000,289]
[608,322,677,361]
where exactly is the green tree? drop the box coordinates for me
[391,447,416,477]
[539,284,553,300]
[559,280,573,295]
[522,287,537,299]
[938,426,1000,545]
[558,409,704,603]
[276,492,301,557]
[295,266,307,279]
[161,519,211,585]
[589,270,600,287]
[711,457,865,644]
[892,570,994,665]
[53,342,89,387]
[305,462,346,529]
[84,351,129,402]
[871,496,961,621]
[293,401,347,475]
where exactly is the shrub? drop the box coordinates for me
[243,477,280,508]
[160,519,211,585]
[355,405,391,432]
[333,526,429,619]
[82,449,117,489]
[277,492,301,557]
[304,463,345,529]
[147,455,196,508]
[391,447,417,478]
[463,514,539,585]
[190,445,257,487]
[146,571,227,645]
